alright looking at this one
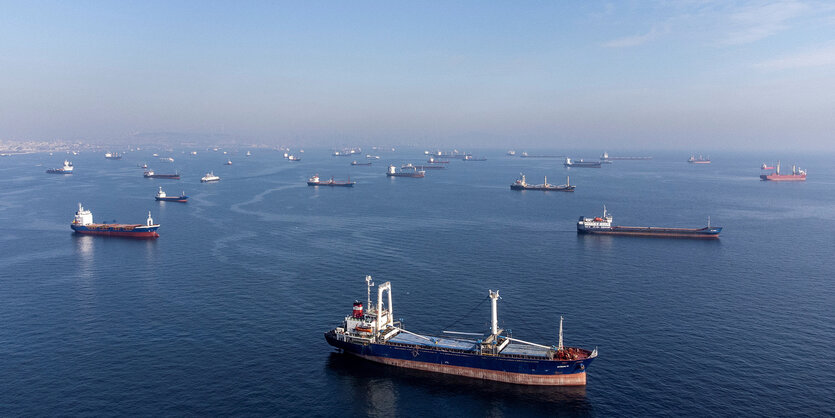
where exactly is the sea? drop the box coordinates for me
[0,148,832,417]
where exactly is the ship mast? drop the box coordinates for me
[489,290,500,336]
[558,316,564,351]
[366,275,374,312]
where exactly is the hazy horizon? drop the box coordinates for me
[2,1,834,151]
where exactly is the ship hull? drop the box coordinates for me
[325,332,591,386]
[510,185,574,192]
[564,163,601,168]
[145,175,180,179]
[578,226,720,239]
[307,182,354,187]
[46,170,72,174]
[71,224,159,238]
[760,174,806,181]
[387,173,424,178]
[155,197,188,202]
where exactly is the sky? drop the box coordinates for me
[1,0,834,150]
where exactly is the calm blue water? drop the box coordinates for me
[1,149,833,416]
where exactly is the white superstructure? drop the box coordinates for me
[73,203,93,225]
[577,205,613,231]
[156,187,167,198]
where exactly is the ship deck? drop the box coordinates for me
[388,333,478,352]
[386,332,553,359]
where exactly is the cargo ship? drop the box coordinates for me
[351,161,372,166]
[307,174,355,187]
[510,174,574,192]
[427,157,449,164]
[104,152,122,160]
[144,170,180,179]
[325,277,597,386]
[463,155,487,161]
[46,160,74,174]
[688,154,710,164]
[70,203,159,238]
[201,172,220,182]
[564,158,601,168]
[155,187,188,202]
[577,206,721,239]
[402,163,444,170]
[600,151,652,162]
[386,165,425,178]
[520,152,563,158]
[760,163,774,170]
[760,161,806,181]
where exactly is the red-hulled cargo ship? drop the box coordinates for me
[760,161,806,181]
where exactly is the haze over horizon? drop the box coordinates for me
[2,1,834,151]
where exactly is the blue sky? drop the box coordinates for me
[1,1,834,150]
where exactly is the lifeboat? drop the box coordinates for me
[355,324,373,334]
[594,217,603,221]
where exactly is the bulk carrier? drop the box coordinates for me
[510,174,574,192]
[577,206,721,239]
[46,160,74,174]
[307,174,355,187]
[386,165,425,178]
[144,170,180,179]
[760,161,806,181]
[325,277,597,386]
[70,203,159,238]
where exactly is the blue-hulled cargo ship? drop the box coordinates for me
[70,203,160,238]
[325,277,597,386]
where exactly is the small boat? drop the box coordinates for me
[155,187,188,202]
[159,157,175,162]
[46,160,74,174]
[307,174,355,187]
[226,160,232,165]
[246,151,252,157]
[288,155,301,161]
[104,152,122,160]
[761,163,775,170]
[201,172,220,182]
[138,163,148,169]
